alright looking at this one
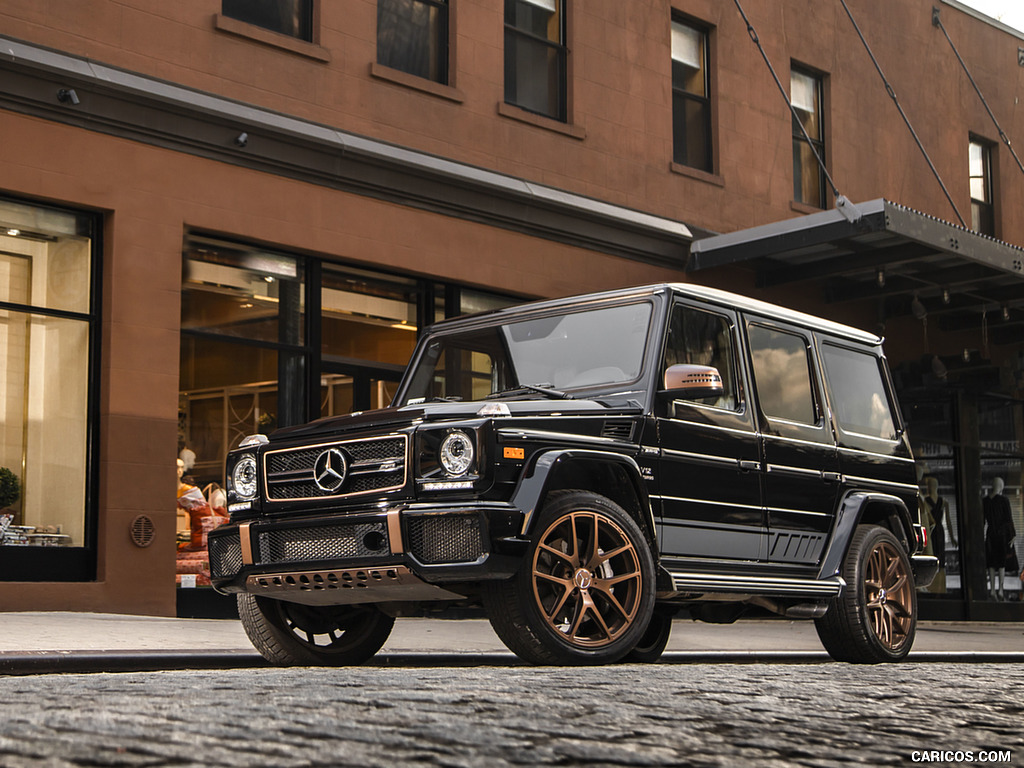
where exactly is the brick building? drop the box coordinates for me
[0,0,1021,619]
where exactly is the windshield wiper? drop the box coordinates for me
[486,383,576,401]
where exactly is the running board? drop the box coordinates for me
[668,571,845,599]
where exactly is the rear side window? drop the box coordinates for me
[821,343,897,440]
[748,324,816,425]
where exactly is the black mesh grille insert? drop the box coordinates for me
[257,522,389,566]
[265,435,406,501]
[208,532,243,579]
[407,515,484,565]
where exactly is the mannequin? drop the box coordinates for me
[984,477,1017,601]
[923,477,951,593]
[176,458,210,551]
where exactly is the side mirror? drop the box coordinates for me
[660,364,724,400]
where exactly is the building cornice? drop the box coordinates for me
[0,34,692,266]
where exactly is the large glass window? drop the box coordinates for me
[377,0,449,84]
[504,0,567,121]
[0,199,97,559]
[180,235,307,488]
[791,66,826,208]
[969,137,995,236]
[671,17,712,173]
[222,0,313,40]
[748,325,816,425]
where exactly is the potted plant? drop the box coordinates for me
[0,467,20,511]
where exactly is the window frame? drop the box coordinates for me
[376,0,451,86]
[969,135,996,236]
[790,64,827,210]
[503,0,569,123]
[0,196,102,582]
[221,0,315,42]
[670,14,713,174]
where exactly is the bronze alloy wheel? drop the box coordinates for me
[815,523,918,663]
[531,509,643,649]
[864,538,914,652]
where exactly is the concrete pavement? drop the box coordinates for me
[0,611,1020,674]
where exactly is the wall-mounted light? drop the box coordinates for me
[931,355,948,380]
[5,228,20,237]
[942,287,951,305]
[876,267,886,288]
[1002,305,1010,321]
[235,132,249,148]
[57,88,80,105]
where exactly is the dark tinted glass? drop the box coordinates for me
[223,0,313,40]
[377,0,448,83]
[748,325,815,425]
[821,344,896,439]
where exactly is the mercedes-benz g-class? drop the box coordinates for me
[209,283,937,665]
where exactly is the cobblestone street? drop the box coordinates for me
[0,661,1020,767]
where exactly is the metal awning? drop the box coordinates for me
[688,199,1024,345]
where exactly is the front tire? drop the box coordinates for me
[238,594,395,666]
[815,524,917,663]
[483,490,656,665]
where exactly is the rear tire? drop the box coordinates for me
[623,607,673,663]
[238,594,394,666]
[815,524,917,663]
[483,490,656,665]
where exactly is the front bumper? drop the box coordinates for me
[207,502,525,606]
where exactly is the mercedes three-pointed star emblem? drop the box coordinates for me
[312,448,348,493]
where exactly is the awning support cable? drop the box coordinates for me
[730,0,862,223]
[932,6,1024,178]
[837,0,967,228]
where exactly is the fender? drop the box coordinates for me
[816,490,916,580]
[510,448,656,542]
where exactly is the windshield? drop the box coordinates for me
[399,301,654,404]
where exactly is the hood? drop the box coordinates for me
[267,397,641,442]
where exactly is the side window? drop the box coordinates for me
[662,305,740,412]
[748,324,816,425]
[821,344,897,440]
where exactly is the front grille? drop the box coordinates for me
[209,531,243,579]
[257,521,389,566]
[265,435,407,502]
[407,514,484,565]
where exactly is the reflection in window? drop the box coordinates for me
[791,66,826,208]
[748,325,815,424]
[0,200,95,549]
[222,0,313,40]
[969,137,995,236]
[504,0,567,121]
[180,235,306,490]
[671,17,712,172]
[663,305,738,411]
[378,0,449,83]
[821,344,896,440]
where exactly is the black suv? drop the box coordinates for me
[209,283,937,665]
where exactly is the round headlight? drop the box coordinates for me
[439,431,474,476]
[232,454,258,499]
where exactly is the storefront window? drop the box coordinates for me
[979,399,1022,603]
[0,199,96,558]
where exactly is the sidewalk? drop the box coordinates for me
[0,612,1020,674]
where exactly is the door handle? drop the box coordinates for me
[738,460,761,472]
[822,471,841,483]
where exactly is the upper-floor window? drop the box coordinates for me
[377,0,449,84]
[671,17,712,173]
[504,0,567,122]
[222,0,313,41]
[791,66,826,208]
[969,137,995,236]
